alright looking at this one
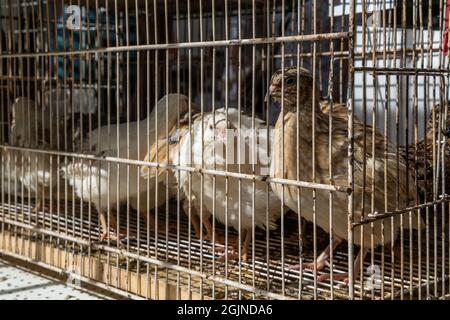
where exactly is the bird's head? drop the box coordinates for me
[59,162,74,181]
[203,111,232,145]
[268,66,316,113]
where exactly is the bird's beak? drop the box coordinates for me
[264,84,278,102]
[265,85,278,103]
[269,84,278,95]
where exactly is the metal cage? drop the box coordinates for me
[0,0,449,300]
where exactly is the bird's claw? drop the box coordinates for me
[99,230,128,244]
[316,272,349,285]
[32,201,55,213]
[287,259,329,272]
[203,232,226,245]
[217,249,249,263]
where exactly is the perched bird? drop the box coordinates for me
[141,112,208,239]
[268,66,424,282]
[9,96,71,212]
[62,94,193,241]
[144,108,282,261]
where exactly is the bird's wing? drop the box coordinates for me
[82,94,194,158]
[141,111,193,179]
[141,137,171,181]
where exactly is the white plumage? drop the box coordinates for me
[62,94,192,240]
[8,96,71,211]
[145,108,282,260]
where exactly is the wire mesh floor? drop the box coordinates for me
[0,198,448,300]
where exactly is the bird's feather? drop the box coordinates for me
[269,66,424,249]
[178,108,282,232]
[62,94,194,215]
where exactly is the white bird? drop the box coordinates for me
[62,94,193,241]
[144,108,282,261]
[141,112,206,239]
[8,96,71,212]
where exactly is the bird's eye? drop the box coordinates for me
[285,77,295,85]
[209,124,213,130]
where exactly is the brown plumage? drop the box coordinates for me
[269,66,424,282]
[320,101,450,200]
[319,101,349,123]
[399,104,450,201]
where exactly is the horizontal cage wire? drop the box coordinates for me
[0,0,449,300]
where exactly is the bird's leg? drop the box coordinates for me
[31,198,50,213]
[183,200,202,238]
[203,216,226,245]
[241,228,252,262]
[99,211,127,242]
[191,214,202,238]
[218,229,251,262]
[185,201,225,244]
[289,238,342,271]
[109,213,128,240]
[99,211,109,241]
[32,198,44,213]
[317,247,369,284]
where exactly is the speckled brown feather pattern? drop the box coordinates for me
[398,104,450,200]
[269,66,423,248]
[321,101,450,200]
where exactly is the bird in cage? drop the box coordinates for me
[141,112,206,239]
[142,110,246,242]
[8,95,73,212]
[143,108,282,261]
[268,66,425,283]
[61,93,195,241]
